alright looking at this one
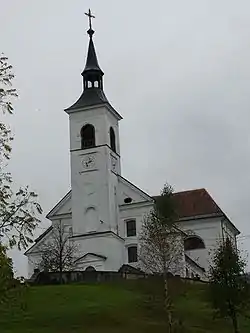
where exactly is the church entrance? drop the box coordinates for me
[85,266,97,282]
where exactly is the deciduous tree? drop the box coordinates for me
[0,55,42,249]
[139,183,185,332]
[39,221,79,283]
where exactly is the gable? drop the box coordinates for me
[117,175,153,206]
[75,253,107,264]
[46,176,153,219]
[24,226,53,255]
[46,191,72,219]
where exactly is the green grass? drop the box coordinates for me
[0,279,250,332]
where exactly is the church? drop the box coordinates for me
[25,13,240,280]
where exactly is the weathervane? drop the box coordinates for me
[85,8,95,31]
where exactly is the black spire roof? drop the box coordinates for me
[65,26,111,112]
[82,29,103,74]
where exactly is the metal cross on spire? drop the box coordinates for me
[85,8,95,31]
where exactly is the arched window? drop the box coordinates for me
[128,246,137,263]
[85,266,96,272]
[184,236,205,251]
[81,124,95,149]
[110,127,116,153]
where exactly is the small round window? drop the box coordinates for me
[124,197,132,204]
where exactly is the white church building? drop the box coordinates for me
[25,16,240,280]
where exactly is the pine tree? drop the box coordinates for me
[209,238,250,333]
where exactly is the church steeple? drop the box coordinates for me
[65,9,111,112]
[82,27,104,90]
[67,9,122,243]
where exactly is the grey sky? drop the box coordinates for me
[1,0,250,276]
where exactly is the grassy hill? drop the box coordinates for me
[1,279,250,332]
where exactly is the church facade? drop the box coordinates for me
[25,20,240,279]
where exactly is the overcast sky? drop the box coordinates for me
[1,0,250,276]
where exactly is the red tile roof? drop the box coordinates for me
[172,188,223,219]
[169,188,240,234]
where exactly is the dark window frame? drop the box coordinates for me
[184,236,205,251]
[126,219,136,237]
[81,124,96,149]
[128,246,138,263]
[110,127,116,153]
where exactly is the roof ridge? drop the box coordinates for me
[152,188,207,198]
[173,188,206,195]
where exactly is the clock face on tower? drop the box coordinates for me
[82,154,95,170]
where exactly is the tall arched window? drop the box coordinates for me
[81,124,95,149]
[110,127,116,153]
[184,236,205,251]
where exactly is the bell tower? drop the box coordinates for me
[65,9,122,237]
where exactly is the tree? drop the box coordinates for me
[0,244,13,304]
[0,55,42,249]
[139,183,185,332]
[0,244,28,312]
[209,238,250,333]
[38,221,79,283]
